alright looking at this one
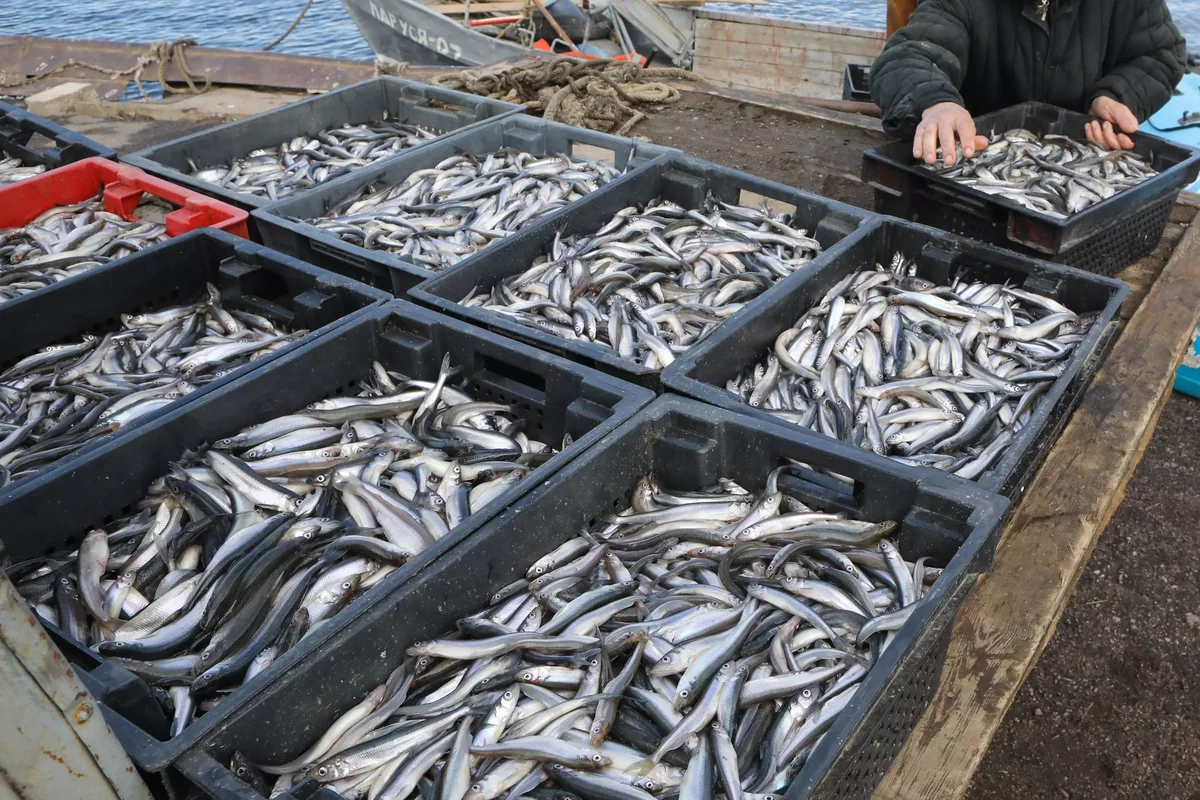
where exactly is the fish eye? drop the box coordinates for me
[471,785,482,792]
[679,689,689,698]
[522,672,534,680]
[503,691,513,699]
[236,767,247,776]
[317,768,328,777]
[592,754,603,763]
[802,689,812,698]
[591,724,602,734]
[342,581,352,590]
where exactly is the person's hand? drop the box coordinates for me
[1087,97,1138,150]
[914,102,989,166]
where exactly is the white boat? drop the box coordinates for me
[341,0,885,100]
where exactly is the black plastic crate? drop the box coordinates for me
[2,299,652,772]
[862,101,1200,275]
[663,217,1128,499]
[411,155,876,390]
[842,64,871,103]
[0,100,117,177]
[122,77,522,212]
[252,115,679,294]
[0,228,388,493]
[172,395,1008,800]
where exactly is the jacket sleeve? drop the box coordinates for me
[869,0,972,137]
[1086,0,1185,122]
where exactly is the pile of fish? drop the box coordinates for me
[726,254,1091,479]
[0,194,169,304]
[457,196,824,369]
[927,128,1157,217]
[243,468,931,799]
[189,119,439,202]
[304,149,622,272]
[5,354,559,732]
[0,155,47,186]
[0,285,304,487]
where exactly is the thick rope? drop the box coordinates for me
[435,56,696,133]
[263,0,317,51]
[0,38,210,94]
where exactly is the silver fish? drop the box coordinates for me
[0,193,168,303]
[927,128,1157,217]
[7,356,557,733]
[0,284,304,486]
[0,155,47,186]
[258,469,931,797]
[459,196,823,370]
[727,253,1087,479]
[304,148,622,272]
[188,118,439,201]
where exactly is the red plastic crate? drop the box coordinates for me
[0,156,249,238]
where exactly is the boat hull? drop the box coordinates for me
[341,0,526,66]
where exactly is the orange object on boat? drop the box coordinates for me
[532,39,646,64]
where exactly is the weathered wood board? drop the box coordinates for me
[693,13,885,100]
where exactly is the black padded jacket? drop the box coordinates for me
[870,0,1186,136]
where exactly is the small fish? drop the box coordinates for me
[726,253,1086,478]
[188,118,439,201]
[460,195,824,370]
[8,358,555,735]
[256,470,930,799]
[0,193,169,303]
[925,128,1157,217]
[0,284,305,485]
[0,155,47,186]
[305,148,622,272]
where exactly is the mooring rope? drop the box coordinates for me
[0,38,211,94]
[263,0,317,51]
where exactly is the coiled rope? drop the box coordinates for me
[435,56,697,135]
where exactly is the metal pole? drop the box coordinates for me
[886,0,918,35]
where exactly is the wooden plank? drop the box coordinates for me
[693,55,844,98]
[695,37,876,75]
[696,32,882,63]
[0,35,374,93]
[875,217,1200,800]
[697,38,840,70]
[695,18,886,56]
[695,9,887,41]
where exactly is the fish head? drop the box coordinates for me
[244,442,275,459]
[312,758,351,782]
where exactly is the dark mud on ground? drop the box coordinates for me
[636,92,889,211]
[968,393,1200,800]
